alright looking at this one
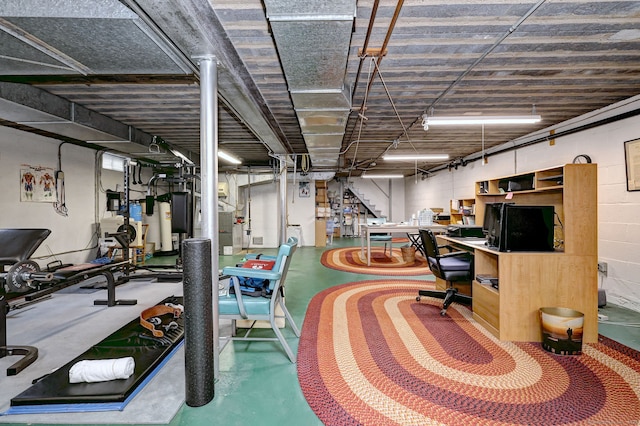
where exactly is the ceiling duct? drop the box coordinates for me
[264,0,355,168]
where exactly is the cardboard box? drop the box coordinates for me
[315,220,326,247]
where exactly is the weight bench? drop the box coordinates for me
[1,228,135,376]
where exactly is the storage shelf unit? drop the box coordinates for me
[471,163,598,343]
[326,190,341,239]
[341,190,361,237]
[449,199,475,225]
[315,181,328,247]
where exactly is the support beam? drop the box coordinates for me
[196,55,220,376]
[279,156,288,245]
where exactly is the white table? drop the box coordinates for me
[360,223,447,266]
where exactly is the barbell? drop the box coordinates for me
[1,260,54,293]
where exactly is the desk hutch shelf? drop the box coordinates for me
[449,198,475,225]
[471,163,598,343]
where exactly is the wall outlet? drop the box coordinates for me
[598,261,608,276]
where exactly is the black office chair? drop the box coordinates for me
[416,228,473,316]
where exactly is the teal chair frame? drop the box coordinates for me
[219,237,300,362]
[367,218,392,255]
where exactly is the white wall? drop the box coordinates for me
[0,125,185,268]
[0,128,98,266]
[286,179,316,247]
[405,98,640,312]
[230,173,316,248]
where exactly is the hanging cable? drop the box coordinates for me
[53,142,68,216]
[347,0,402,145]
[348,57,375,179]
[291,154,297,204]
[371,58,417,156]
[246,166,252,252]
[300,154,310,174]
[482,124,486,165]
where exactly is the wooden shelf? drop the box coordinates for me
[449,198,475,225]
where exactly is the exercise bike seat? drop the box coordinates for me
[0,228,51,267]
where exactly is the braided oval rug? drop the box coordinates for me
[320,247,430,276]
[297,280,640,426]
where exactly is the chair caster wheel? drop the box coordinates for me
[440,310,446,316]
[416,296,421,302]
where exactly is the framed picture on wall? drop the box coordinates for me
[299,181,310,198]
[625,138,640,191]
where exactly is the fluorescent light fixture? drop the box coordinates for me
[218,150,241,165]
[362,174,404,179]
[423,115,541,126]
[383,154,449,161]
[170,148,194,165]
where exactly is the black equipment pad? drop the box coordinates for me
[10,296,183,406]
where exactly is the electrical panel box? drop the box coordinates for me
[218,182,229,198]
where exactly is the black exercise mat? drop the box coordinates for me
[10,296,184,406]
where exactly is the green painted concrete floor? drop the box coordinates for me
[9,238,640,426]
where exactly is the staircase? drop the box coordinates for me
[346,183,385,219]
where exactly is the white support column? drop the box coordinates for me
[279,156,288,245]
[196,55,220,376]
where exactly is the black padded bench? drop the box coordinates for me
[8,296,184,412]
[1,228,134,376]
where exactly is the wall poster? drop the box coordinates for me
[625,139,640,191]
[298,181,310,198]
[20,165,57,202]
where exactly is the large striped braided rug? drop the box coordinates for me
[320,247,430,276]
[297,280,640,425]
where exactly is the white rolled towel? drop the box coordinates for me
[69,357,135,384]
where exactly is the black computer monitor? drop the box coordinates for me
[501,204,555,252]
[482,202,508,250]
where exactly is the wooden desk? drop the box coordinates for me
[360,224,447,266]
[439,235,598,343]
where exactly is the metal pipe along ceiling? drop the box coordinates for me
[263,0,356,169]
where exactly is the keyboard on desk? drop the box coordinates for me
[457,238,488,245]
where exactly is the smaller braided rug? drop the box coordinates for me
[392,237,409,243]
[320,246,430,276]
[297,280,640,426]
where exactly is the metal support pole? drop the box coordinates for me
[123,161,130,265]
[1,298,7,357]
[279,156,287,245]
[388,179,392,222]
[182,238,214,407]
[195,55,220,376]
